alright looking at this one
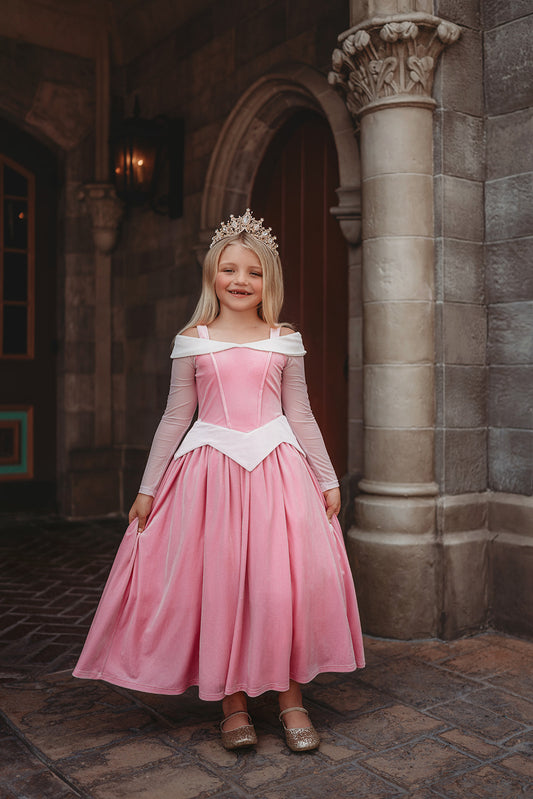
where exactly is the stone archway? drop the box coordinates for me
[198,64,361,251]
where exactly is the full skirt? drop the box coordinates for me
[73,443,365,700]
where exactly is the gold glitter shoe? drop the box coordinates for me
[279,706,320,752]
[220,711,258,750]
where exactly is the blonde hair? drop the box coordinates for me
[180,232,285,331]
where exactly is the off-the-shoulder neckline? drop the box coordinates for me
[176,331,300,345]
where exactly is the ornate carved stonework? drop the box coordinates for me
[26,81,93,151]
[329,14,460,118]
[79,183,124,254]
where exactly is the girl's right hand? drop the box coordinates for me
[128,493,154,533]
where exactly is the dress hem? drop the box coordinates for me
[72,660,365,701]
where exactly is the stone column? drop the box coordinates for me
[70,27,124,516]
[329,13,460,637]
[92,28,123,447]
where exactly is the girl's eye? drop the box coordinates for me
[251,272,262,277]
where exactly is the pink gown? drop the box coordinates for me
[73,326,364,700]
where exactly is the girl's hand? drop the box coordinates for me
[128,493,154,533]
[323,487,341,521]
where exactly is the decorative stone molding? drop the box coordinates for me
[79,183,124,254]
[330,185,361,245]
[26,81,94,151]
[329,13,460,118]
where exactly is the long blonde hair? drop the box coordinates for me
[180,232,285,331]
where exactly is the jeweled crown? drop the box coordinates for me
[210,208,278,254]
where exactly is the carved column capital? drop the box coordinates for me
[329,13,460,119]
[79,182,124,254]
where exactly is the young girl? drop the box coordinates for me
[73,209,365,752]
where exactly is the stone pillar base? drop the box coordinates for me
[489,493,533,638]
[438,493,489,639]
[349,492,533,641]
[347,495,438,638]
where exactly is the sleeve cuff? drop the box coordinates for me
[319,480,340,492]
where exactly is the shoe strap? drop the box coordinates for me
[279,706,309,721]
[220,710,252,730]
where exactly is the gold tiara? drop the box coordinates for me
[210,208,278,253]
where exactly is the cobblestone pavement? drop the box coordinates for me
[0,517,532,798]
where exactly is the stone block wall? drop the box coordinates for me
[483,3,533,638]
[484,4,533,497]
[431,0,533,637]
[433,0,486,499]
[111,214,197,456]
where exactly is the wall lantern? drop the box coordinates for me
[111,98,184,218]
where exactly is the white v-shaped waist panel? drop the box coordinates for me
[173,415,305,471]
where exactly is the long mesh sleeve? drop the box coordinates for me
[281,356,339,491]
[138,356,197,496]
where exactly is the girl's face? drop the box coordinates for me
[215,243,263,313]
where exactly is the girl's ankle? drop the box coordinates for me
[222,692,248,718]
[278,685,303,712]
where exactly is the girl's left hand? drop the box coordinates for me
[324,487,341,521]
[129,493,154,533]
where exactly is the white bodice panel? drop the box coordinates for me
[171,331,306,358]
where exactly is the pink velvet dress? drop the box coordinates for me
[73,326,365,700]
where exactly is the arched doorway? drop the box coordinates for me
[0,119,57,511]
[252,111,348,477]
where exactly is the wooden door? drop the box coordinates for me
[252,112,348,478]
[0,120,57,511]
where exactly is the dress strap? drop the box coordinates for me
[270,326,281,338]
[197,325,209,339]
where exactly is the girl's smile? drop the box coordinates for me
[215,243,263,311]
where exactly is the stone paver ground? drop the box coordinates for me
[0,517,531,798]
